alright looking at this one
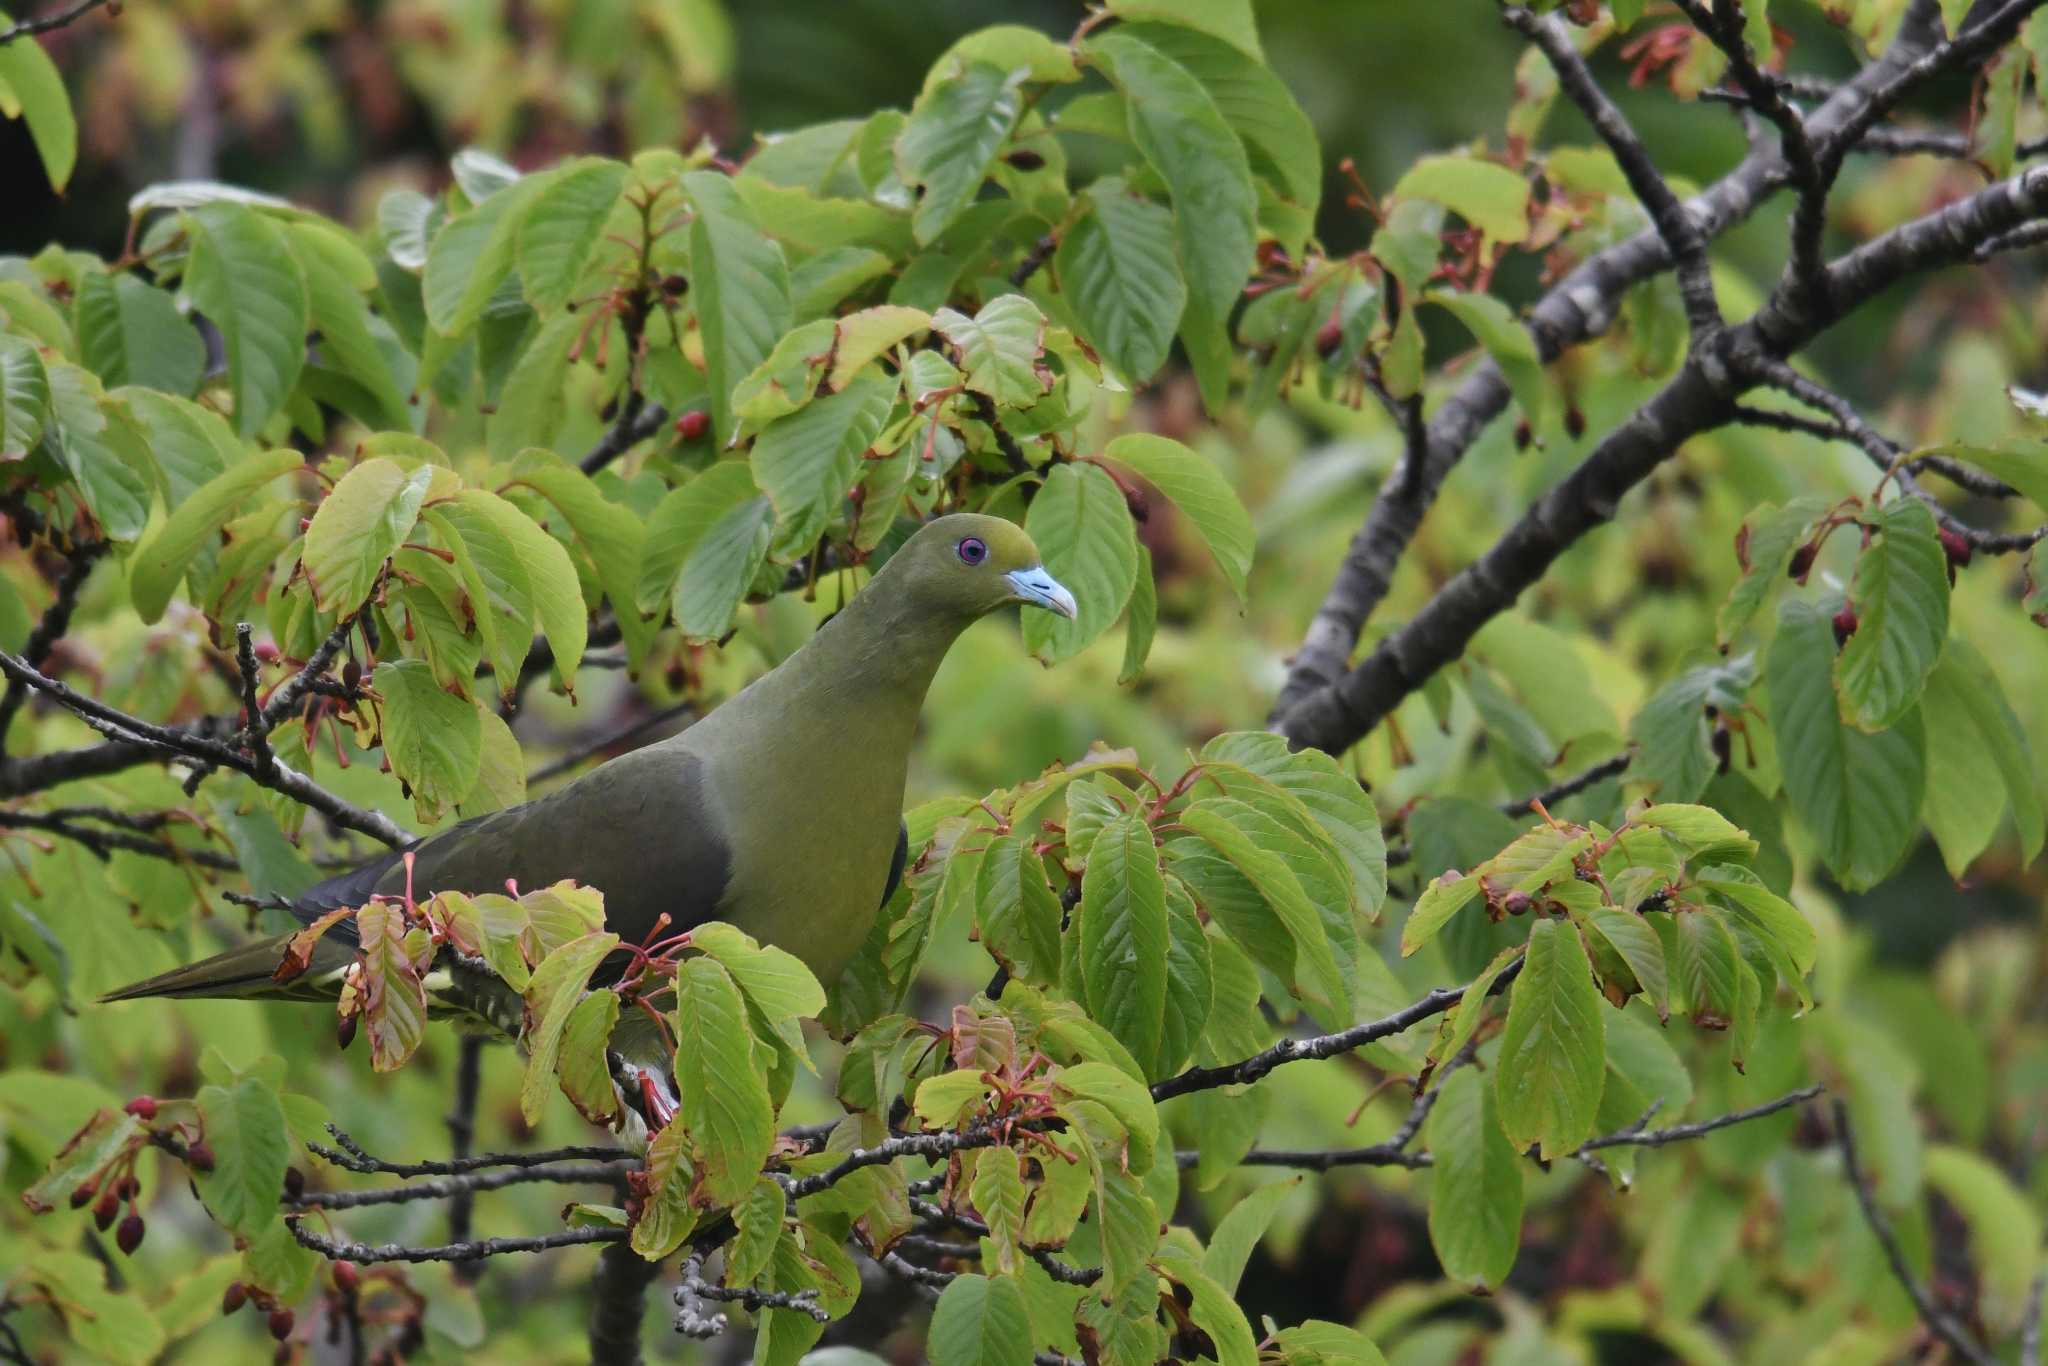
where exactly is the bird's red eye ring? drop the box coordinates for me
[956,537,988,566]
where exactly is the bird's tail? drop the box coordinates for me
[99,933,353,1004]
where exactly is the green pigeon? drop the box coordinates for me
[104,514,1075,1023]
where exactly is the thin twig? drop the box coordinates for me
[289,1162,630,1210]
[446,1036,487,1282]
[0,808,240,870]
[1834,1098,1997,1366]
[234,624,277,783]
[289,1219,624,1265]
[0,0,113,44]
[1009,233,1057,289]
[0,543,105,749]
[1577,1083,1820,1151]
[580,400,671,475]
[311,1125,625,1177]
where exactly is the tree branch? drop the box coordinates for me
[589,1240,662,1365]
[1834,1098,1998,1366]
[446,1035,487,1283]
[1576,1083,1820,1151]
[289,1219,624,1265]
[0,0,112,43]
[581,399,671,475]
[0,543,104,749]
[289,1162,628,1210]
[310,1125,626,1177]
[1506,8,1721,336]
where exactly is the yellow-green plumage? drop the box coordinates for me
[103,513,1073,1005]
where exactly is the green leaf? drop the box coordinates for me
[518,157,627,313]
[19,1108,143,1214]
[75,271,204,396]
[752,372,897,558]
[970,1148,1028,1273]
[1628,655,1755,804]
[556,987,621,1125]
[675,494,774,642]
[898,61,1025,246]
[914,1069,993,1128]
[1108,0,1262,58]
[1401,870,1482,957]
[1056,180,1186,383]
[1157,1250,1259,1366]
[927,1273,1033,1366]
[1921,635,2045,870]
[1427,290,1547,428]
[1922,1144,2041,1333]
[129,448,302,624]
[933,293,1048,408]
[1929,439,2048,513]
[192,1076,289,1237]
[1052,1060,1159,1175]
[487,312,578,459]
[457,487,586,683]
[376,658,483,823]
[1392,154,1531,246]
[684,169,793,445]
[1427,1065,1523,1290]
[1425,945,1525,1068]
[288,221,409,430]
[302,458,434,613]
[422,174,542,337]
[728,1175,787,1286]
[1101,433,1254,600]
[672,956,777,1207]
[1113,21,1318,216]
[0,331,48,460]
[978,837,1064,987]
[1201,1176,1301,1294]
[1273,1322,1390,1366]
[519,930,621,1124]
[1179,797,1347,1024]
[1087,31,1256,329]
[1079,811,1171,1077]
[40,361,152,542]
[637,461,758,614]
[1719,497,1828,646]
[1578,905,1669,1018]
[0,17,77,190]
[1668,908,1742,1028]
[1494,917,1606,1158]
[508,448,651,664]
[1119,541,1158,683]
[356,900,428,1072]
[114,386,240,505]
[1635,803,1756,861]
[1021,461,1139,662]
[1768,598,1924,890]
[689,920,828,1021]
[1836,497,1948,731]
[632,1119,699,1260]
[181,203,309,437]
[1693,865,1815,975]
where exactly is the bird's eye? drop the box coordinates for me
[956,537,988,566]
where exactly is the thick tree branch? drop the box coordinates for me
[589,1241,662,1365]
[0,0,112,43]
[1834,1099,1998,1366]
[580,399,671,475]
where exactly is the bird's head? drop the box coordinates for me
[887,513,1077,622]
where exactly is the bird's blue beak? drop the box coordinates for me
[1006,565,1078,619]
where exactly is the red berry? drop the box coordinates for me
[332,1261,360,1293]
[1003,148,1046,171]
[93,1191,120,1230]
[254,641,281,664]
[1314,319,1343,359]
[124,1095,157,1119]
[116,1213,145,1255]
[1514,418,1533,451]
[224,1282,249,1315]
[283,1167,305,1201]
[675,409,711,442]
[1502,890,1533,917]
[70,1182,98,1210]
[660,274,688,297]
[1564,405,1587,440]
[1832,604,1859,647]
[268,1307,296,1341]
[186,1141,216,1173]
[336,1012,359,1051]
[1787,543,1817,582]
[342,659,363,691]
[1939,526,1972,569]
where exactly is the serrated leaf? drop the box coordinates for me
[689,920,827,1021]
[40,362,152,541]
[933,293,1048,407]
[1768,599,1924,890]
[181,203,309,436]
[517,157,627,313]
[517,929,621,1123]
[556,987,621,1124]
[1101,432,1253,600]
[75,271,204,396]
[1719,497,1828,645]
[1179,798,1347,1024]
[1928,439,2048,513]
[927,1273,1032,1366]
[1402,871,1483,956]
[375,657,482,823]
[898,62,1024,245]
[1087,31,1256,329]
[0,332,48,460]
[457,487,586,682]
[356,900,428,1073]
[1494,917,1605,1158]
[637,461,759,614]
[672,956,776,1207]
[728,1175,787,1286]
[288,221,409,430]
[1057,180,1185,382]
[303,458,433,613]
[1197,731,1386,915]
[1394,154,1530,246]
[970,1148,1028,1273]
[1078,811,1171,1077]
[1628,655,1755,803]
[1836,497,1948,731]
[1201,1176,1300,1294]
[1578,905,1669,1018]
[1427,1065,1523,1289]
[674,493,773,642]
[192,1076,289,1238]
[752,371,896,558]
[422,173,542,337]
[684,170,793,444]
[631,1114,698,1259]
[1118,541,1158,683]
[0,19,77,191]
[129,448,302,624]
[1022,461,1138,662]
[1921,636,2045,870]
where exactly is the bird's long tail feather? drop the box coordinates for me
[99,933,351,1004]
